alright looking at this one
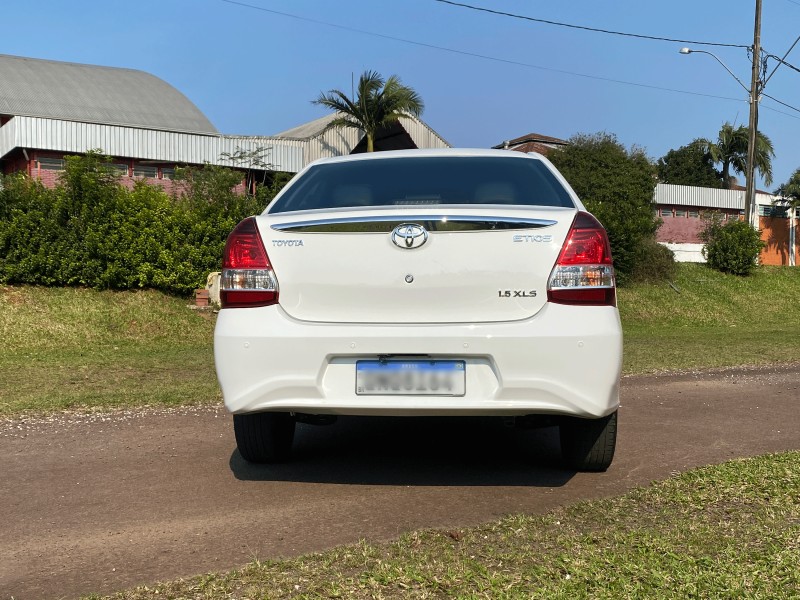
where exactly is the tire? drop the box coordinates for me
[559,411,617,472]
[233,412,296,463]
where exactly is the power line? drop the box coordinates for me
[219,0,800,120]
[219,0,745,103]
[763,93,800,114]
[433,0,751,49]
[767,54,800,75]
[762,104,800,120]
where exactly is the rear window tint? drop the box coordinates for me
[268,156,575,213]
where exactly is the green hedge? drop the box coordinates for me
[0,152,271,295]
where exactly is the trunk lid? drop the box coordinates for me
[258,207,575,324]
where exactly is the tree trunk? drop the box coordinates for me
[367,132,374,152]
[722,160,732,189]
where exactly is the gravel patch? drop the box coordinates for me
[0,403,226,438]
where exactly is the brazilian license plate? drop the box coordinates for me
[356,360,466,396]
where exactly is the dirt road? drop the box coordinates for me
[2,364,799,599]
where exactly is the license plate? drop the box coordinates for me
[356,360,466,396]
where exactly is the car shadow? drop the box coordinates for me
[229,416,574,487]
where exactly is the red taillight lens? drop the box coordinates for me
[220,217,279,309]
[556,213,612,265]
[224,217,270,269]
[547,212,616,306]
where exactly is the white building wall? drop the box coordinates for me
[305,127,362,164]
[398,115,450,150]
[660,242,706,263]
[0,116,304,172]
[2,114,451,174]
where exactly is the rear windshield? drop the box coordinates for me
[268,156,575,213]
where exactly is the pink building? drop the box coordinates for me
[653,183,797,266]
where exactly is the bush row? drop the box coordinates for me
[0,152,275,295]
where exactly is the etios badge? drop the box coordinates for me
[391,223,428,249]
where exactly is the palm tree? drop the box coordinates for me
[313,70,424,152]
[775,168,800,209]
[698,122,775,188]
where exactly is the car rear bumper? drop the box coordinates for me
[214,303,622,418]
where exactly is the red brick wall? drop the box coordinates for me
[7,151,246,196]
[656,206,741,244]
[1,151,29,176]
[657,211,705,243]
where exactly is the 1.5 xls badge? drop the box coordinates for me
[498,290,537,298]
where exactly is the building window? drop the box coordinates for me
[104,163,129,176]
[38,157,65,171]
[161,168,175,180]
[133,165,158,178]
[688,210,700,218]
[760,205,789,218]
[675,209,687,217]
[660,208,672,217]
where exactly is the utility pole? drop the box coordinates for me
[745,0,762,226]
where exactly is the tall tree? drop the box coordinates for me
[775,167,800,209]
[698,122,775,188]
[313,70,424,152]
[657,141,723,188]
[548,132,662,282]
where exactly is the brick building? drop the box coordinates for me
[653,183,797,266]
[0,54,449,190]
[492,132,569,155]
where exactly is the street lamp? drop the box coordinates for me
[679,46,761,227]
[679,48,750,93]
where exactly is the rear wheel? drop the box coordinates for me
[233,412,296,463]
[559,411,617,472]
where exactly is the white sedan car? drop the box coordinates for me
[214,149,622,471]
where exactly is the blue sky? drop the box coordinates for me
[4,0,799,188]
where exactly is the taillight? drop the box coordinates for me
[547,212,616,306]
[220,217,279,308]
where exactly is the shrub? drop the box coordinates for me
[700,214,765,276]
[0,152,283,295]
[629,237,676,283]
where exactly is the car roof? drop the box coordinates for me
[309,148,545,167]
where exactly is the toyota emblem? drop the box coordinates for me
[391,223,428,249]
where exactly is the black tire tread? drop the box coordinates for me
[233,412,295,463]
[559,411,617,472]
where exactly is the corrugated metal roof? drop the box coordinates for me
[273,113,450,148]
[0,54,217,134]
[653,183,775,209]
[274,113,339,140]
[272,113,450,167]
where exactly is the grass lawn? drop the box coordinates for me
[619,264,800,373]
[84,451,800,599]
[2,263,799,416]
[0,286,219,416]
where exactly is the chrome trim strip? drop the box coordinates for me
[271,215,558,231]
